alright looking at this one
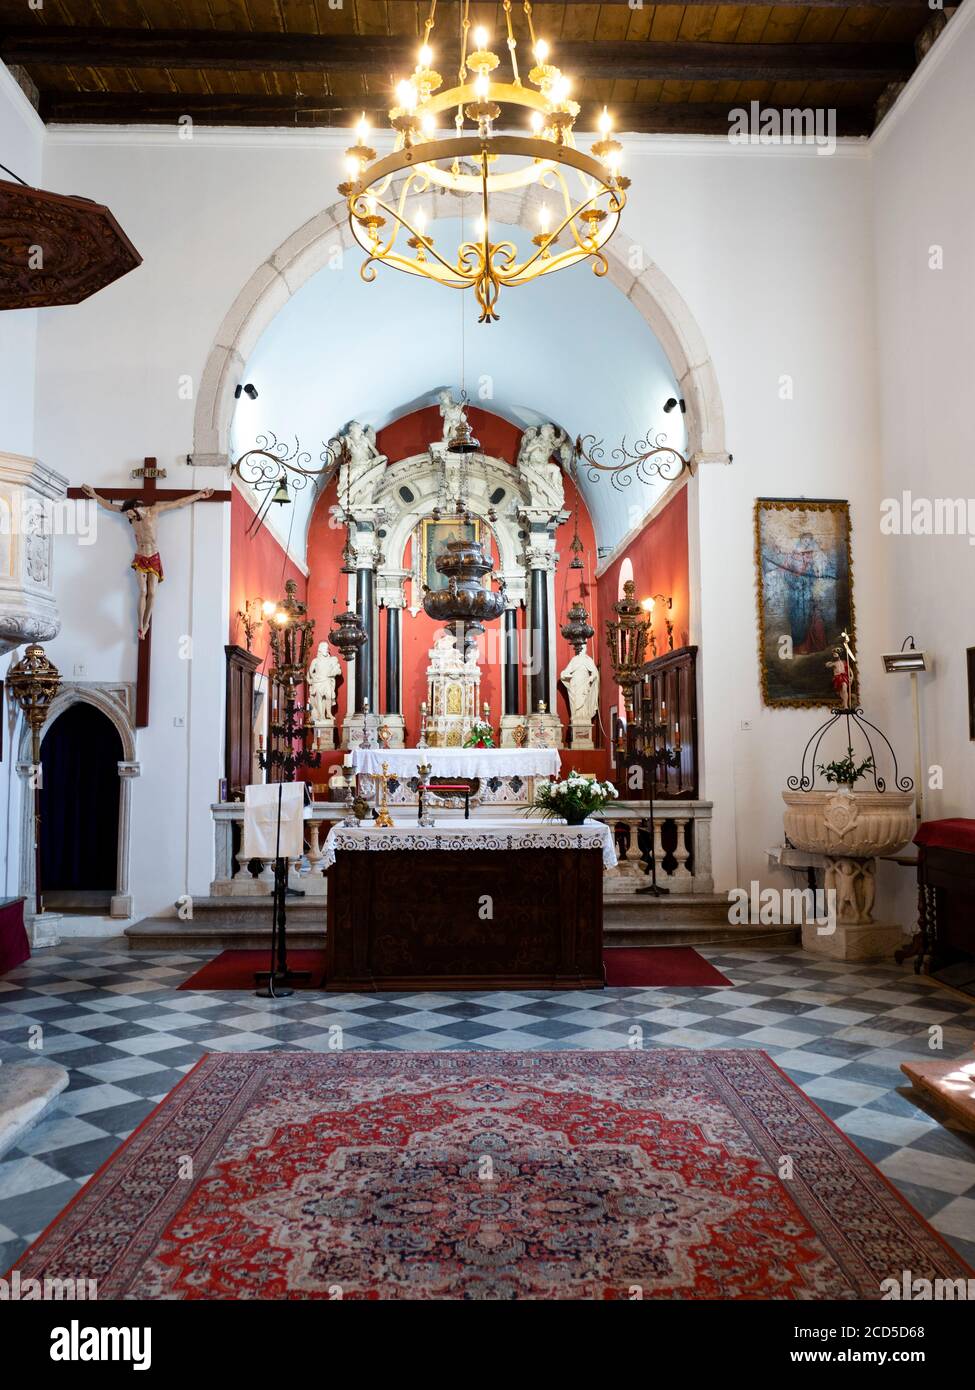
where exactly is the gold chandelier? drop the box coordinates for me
[339,0,629,323]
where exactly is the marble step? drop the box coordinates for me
[604,893,731,924]
[0,1060,69,1159]
[127,912,797,953]
[900,1057,975,1133]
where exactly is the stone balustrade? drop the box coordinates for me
[210,796,714,898]
[211,801,347,898]
[596,800,714,895]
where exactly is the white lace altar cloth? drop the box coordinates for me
[321,818,618,870]
[351,747,561,780]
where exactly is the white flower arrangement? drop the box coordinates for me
[527,771,618,824]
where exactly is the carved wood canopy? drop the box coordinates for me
[0,179,142,309]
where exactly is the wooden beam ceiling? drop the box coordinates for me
[0,30,916,85]
[36,89,876,136]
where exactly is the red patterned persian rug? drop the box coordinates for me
[11,1050,971,1300]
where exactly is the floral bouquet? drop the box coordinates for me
[527,771,618,825]
[463,720,495,749]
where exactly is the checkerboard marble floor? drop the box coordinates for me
[2,939,974,1274]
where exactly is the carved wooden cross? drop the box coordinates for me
[67,459,231,727]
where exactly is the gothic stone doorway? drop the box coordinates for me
[40,703,123,914]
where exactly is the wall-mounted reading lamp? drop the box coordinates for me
[882,637,930,820]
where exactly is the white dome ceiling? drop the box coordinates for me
[230,217,684,561]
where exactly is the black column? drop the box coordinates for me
[529,567,550,713]
[503,607,520,716]
[385,605,400,714]
[354,566,374,713]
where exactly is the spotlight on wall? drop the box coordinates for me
[882,636,931,820]
[234,383,259,400]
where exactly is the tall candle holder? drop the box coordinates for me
[417,700,429,749]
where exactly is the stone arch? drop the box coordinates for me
[18,682,140,921]
[192,190,729,474]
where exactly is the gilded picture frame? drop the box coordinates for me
[754,498,855,709]
[420,517,481,593]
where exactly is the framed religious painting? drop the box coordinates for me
[754,498,855,708]
[420,518,481,592]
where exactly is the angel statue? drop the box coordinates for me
[330,420,387,510]
[437,389,466,446]
[516,422,569,513]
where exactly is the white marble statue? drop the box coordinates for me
[437,390,466,445]
[332,420,387,509]
[516,422,568,513]
[560,651,600,725]
[307,640,341,724]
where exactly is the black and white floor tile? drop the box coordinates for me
[1,940,974,1273]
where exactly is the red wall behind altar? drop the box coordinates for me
[594,483,691,742]
[230,419,690,787]
[228,484,308,669]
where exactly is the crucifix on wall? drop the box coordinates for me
[67,460,230,727]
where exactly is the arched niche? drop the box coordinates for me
[17,682,140,920]
[192,194,729,479]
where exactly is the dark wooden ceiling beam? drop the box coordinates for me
[0,28,916,83]
[37,89,875,136]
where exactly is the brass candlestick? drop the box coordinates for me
[374,760,395,828]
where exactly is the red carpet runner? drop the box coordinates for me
[179,946,731,991]
[11,1051,970,1300]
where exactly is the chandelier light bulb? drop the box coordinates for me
[553,75,571,103]
[530,110,544,134]
[474,72,489,100]
[420,111,435,136]
[538,204,551,233]
[418,44,433,67]
[473,26,489,50]
[355,112,370,143]
[344,154,361,180]
[476,213,487,239]
[415,206,427,234]
[534,38,549,63]
[598,106,612,136]
[396,79,417,112]
[365,191,378,215]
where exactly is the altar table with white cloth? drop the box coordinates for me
[350,747,561,779]
[321,818,618,870]
[324,816,611,991]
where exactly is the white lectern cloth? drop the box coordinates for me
[241,782,305,859]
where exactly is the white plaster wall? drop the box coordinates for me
[11,32,968,917]
[623,145,888,898]
[0,69,44,897]
[872,5,975,925]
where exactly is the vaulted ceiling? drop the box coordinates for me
[0,1,953,135]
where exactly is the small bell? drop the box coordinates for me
[271,476,291,505]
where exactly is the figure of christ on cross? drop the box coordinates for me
[81,481,214,639]
[68,461,231,727]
